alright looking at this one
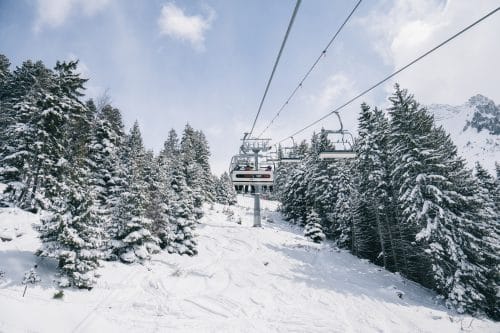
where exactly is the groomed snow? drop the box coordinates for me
[0,196,498,332]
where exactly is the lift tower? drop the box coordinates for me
[240,134,271,227]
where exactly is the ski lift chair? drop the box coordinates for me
[318,112,356,160]
[229,151,274,190]
[279,137,302,163]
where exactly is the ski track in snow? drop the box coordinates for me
[0,196,499,332]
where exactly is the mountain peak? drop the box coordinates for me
[467,94,495,108]
[465,95,500,135]
[426,95,499,173]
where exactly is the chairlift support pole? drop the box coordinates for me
[253,147,262,227]
[240,136,271,227]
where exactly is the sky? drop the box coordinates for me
[0,0,499,174]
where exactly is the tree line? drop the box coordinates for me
[275,85,499,320]
[0,54,236,289]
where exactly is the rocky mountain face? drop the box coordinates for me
[427,94,500,173]
[464,94,500,135]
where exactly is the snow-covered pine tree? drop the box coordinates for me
[331,161,356,251]
[214,172,237,205]
[31,60,106,288]
[142,150,160,218]
[388,85,499,318]
[151,156,173,249]
[475,163,497,203]
[165,158,197,256]
[494,162,500,227]
[37,169,103,289]
[304,209,326,243]
[305,159,338,235]
[110,122,160,263]
[221,172,237,205]
[143,149,172,246]
[464,162,500,319]
[180,124,205,219]
[0,54,11,156]
[193,129,215,202]
[495,162,500,219]
[0,54,9,85]
[0,60,55,210]
[111,180,160,263]
[279,161,308,224]
[355,103,395,269]
[387,85,436,286]
[273,163,287,199]
[88,103,127,258]
[160,129,180,162]
[214,174,225,204]
[430,132,499,318]
[152,131,180,248]
[1,60,88,211]
[22,267,41,285]
[89,103,126,211]
[55,61,90,167]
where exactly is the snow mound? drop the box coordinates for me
[0,207,40,249]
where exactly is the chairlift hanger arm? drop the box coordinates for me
[332,111,343,131]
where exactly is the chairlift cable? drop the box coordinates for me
[248,0,302,137]
[274,6,500,145]
[257,0,363,138]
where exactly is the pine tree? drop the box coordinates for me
[305,159,338,234]
[87,103,127,258]
[279,161,308,224]
[165,158,197,256]
[22,267,41,285]
[89,103,126,210]
[180,124,205,219]
[153,130,180,248]
[160,129,180,161]
[37,171,103,289]
[111,181,160,263]
[304,209,326,243]
[143,150,172,247]
[331,162,356,250]
[193,130,215,202]
[387,85,436,286]
[464,162,500,319]
[355,103,397,269]
[0,54,10,86]
[0,54,11,156]
[109,122,160,263]
[222,172,237,205]
[215,172,237,205]
[0,60,89,211]
[388,85,499,317]
[0,60,54,209]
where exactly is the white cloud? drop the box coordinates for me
[314,74,356,111]
[157,3,215,50]
[306,73,377,134]
[34,0,110,32]
[358,0,500,105]
[80,0,111,16]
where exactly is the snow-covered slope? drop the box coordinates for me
[427,94,500,173]
[0,197,498,332]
